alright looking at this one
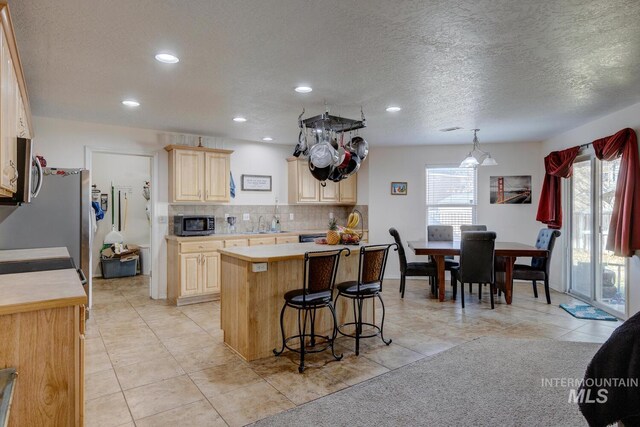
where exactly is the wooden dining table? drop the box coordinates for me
[407,240,548,304]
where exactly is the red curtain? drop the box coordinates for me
[592,128,640,257]
[536,146,580,229]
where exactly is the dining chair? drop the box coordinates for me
[460,225,488,295]
[512,229,561,304]
[389,228,438,298]
[273,248,349,373]
[335,244,396,356]
[427,225,459,271]
[451,231,497,309]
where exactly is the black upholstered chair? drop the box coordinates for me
[335,244,397,356]
[273,248,350,373]
[389,228,437,298]
[512,229,561,304]
[460,225,488,295]
[451,231,497,309]
[460,225,487,232]
[427,225,459,271]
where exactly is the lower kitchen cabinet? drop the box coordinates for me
[276,235,299,244]
[168,239,222,306]
[249,236,277,246]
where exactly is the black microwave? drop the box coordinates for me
[174,215,215,236]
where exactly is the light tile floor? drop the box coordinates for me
[85,275,621,427]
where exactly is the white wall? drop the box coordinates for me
[541,101,640,318]
[367,141,543,279]
[92,152,151,277]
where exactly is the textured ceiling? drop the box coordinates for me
[8,0,640,146]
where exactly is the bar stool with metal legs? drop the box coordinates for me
[273,248,350,373]
[335,244,397,356]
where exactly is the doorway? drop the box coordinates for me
[88,150,155,307]
[569,155,627,317]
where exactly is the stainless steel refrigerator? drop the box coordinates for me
[0,168,91,280]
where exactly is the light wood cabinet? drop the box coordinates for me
[166,145,233,203]
[320,180,339,202]
[167,238,230,305]
[276,235,299,244]
[287,158,357,205]
[249,236,277,246]
[0,4,32,197]
[205,151,230,201]
[224,238,248,248]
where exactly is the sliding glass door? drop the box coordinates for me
[569,156,627,316]
[570,159,593,299]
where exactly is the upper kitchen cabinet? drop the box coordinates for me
[166,145,233,203]
[287,158,357,205]
[0,3,33,198]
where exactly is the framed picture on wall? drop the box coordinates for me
[391,182,408,195]
[490,175,532,204]
[241,175,272,191]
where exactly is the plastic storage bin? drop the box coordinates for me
[101,257,137,279]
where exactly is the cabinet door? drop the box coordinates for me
[248,237,277,246]
[16,89,27,138]
[174,150,204,202]
[180,253,201,296]
[320,180,339,202]
[297,161,319,202]
[276,236,299,244]
[224,238,248,248]
[0,28,17,195]
[201,252,220,294]
[204,152,230,202]
[339,174,357,204]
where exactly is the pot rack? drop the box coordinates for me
[298,107,366,133]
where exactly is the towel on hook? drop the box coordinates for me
[230,172,236,198]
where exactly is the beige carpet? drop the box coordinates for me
[253,337,600,426]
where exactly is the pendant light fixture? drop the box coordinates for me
[460,129,497,168]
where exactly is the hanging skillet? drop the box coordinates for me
[308,159,333,181]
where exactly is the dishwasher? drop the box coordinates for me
[298,233,326,243]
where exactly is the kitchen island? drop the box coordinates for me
[219,242,374,361]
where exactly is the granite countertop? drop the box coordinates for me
[218,242,363,262]
[165,229,367,242]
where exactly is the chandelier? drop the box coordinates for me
[459,129,497,167]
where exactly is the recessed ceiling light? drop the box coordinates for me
[385,106,401,112]
[262,137,273,142]
[155,53,179,64]
[233,117,247,122]
[295,86,313,93]
[122,100,140,107]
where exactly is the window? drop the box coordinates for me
[425,166,477,240]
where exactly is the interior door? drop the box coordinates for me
[569,158,593,299]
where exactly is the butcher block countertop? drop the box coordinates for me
[218,242,364,262]
[0,248,86,316]
[0,247,71,263]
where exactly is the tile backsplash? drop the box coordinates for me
[169,204,368,235]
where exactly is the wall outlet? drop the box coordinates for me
[224,213,229,219]
[289,213,294,220]
[243,213,250,221]
[252,262,268,273]
[329,212,334,220]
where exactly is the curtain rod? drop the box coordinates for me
[579,142,592,149]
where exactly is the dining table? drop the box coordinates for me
[407,240,548,304]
